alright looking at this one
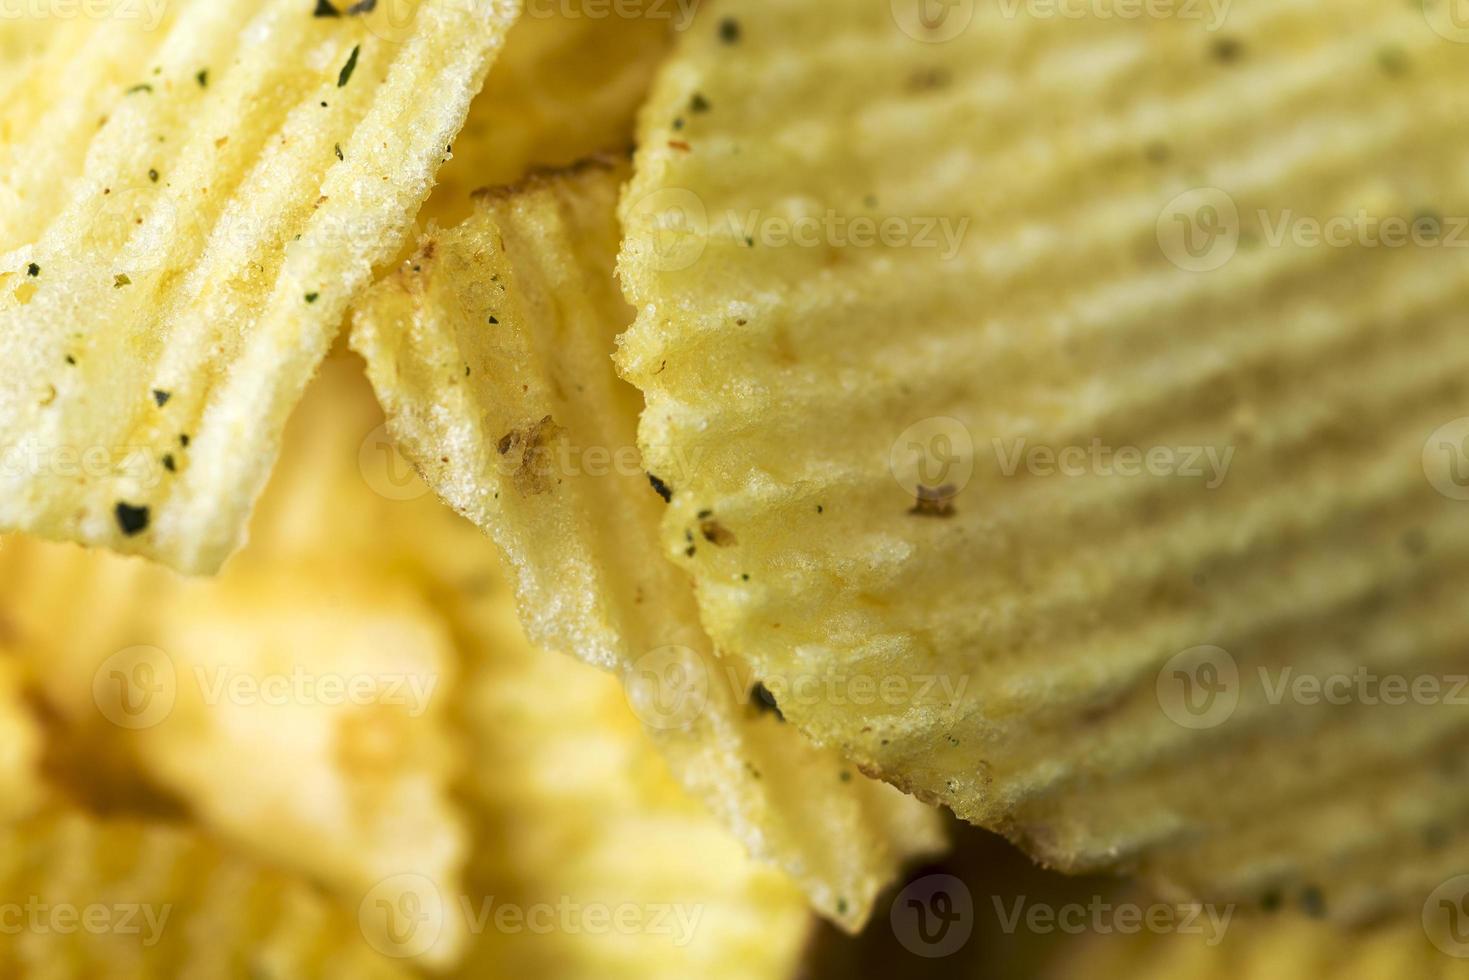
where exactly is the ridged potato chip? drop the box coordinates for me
[0,808,411,979]
[352,157,946,930]
[0,0,518,573]
[617,0,1469,920]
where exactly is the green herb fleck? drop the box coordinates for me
[147,168,159,183]
[313,0,340,16]
[334,142,344,161]
[125,83,154,95]
[690,92,710,113]
[26,263,39,277]
[196,69,209,88]
[718,17,740,44]
[161,453,176,473]
[152,389,171,407]
[305,292,320,304]
[114,273,131,288]
[337,45,361,88]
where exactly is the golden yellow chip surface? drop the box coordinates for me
[0,0,518,573]
[617,0,1469,920]
[352,157,946,930]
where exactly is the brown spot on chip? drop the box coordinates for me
[909,484,957,517]
[700,518,738,547]
[496,415,564,495]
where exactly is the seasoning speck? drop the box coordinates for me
[305,292,320,304]
[313,0,340,16]
[648,473,672,502]
[161,453,176,473]
[152,389,171,407]
[114,502,151,536]
[26,263,39,277]
[114,273,131,288]
[334,143,344,161]
[196,69,209,87]
[148,168,159,183]
[125,83,153,95]
[718,17,740,43]
[338,45,361,88]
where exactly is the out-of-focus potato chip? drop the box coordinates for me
[617,0,1469,919]
[0,354,817,976]
[0,658,43,823]
[437,541,811,979]
[0,0,518,573]
[352,157,946,930]
[421,6,672,227]
[0,808,411,979]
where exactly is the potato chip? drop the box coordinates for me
[0,0,518,573]
[0,657,43,824]
[351,157,946,930]
[0,808,411,979]
[616,0,1469,918]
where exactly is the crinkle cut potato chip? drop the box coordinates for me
[0,809,411,979]
[617,0,1469,921]
[0,0,519,574]
[351,157,946,930]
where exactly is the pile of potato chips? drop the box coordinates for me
[2,0,1467,976]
